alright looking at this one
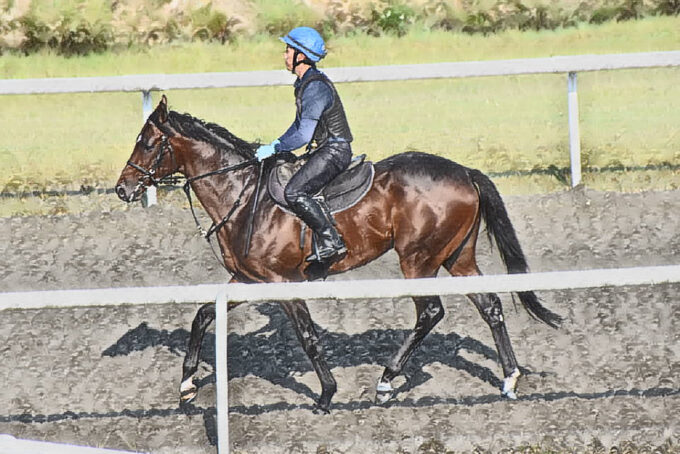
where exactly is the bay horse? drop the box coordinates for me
[115,95,561,413]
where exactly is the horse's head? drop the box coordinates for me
[116,95,180,203]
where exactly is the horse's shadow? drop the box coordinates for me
[103,302,520,404]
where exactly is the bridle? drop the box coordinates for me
[125,120,261,265]
[125,131,180,198]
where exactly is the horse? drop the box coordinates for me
[115,95,561,413]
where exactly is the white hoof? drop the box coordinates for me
[501,368,521,400]
[375,380,393,404]
[180,378,198,403]
[502,389,518,400]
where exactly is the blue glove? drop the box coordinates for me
[255,139,280,161]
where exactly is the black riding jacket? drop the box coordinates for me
[276,67,352,153]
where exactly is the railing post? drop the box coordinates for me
[567,72,582,187]
[141,90,157,207]
[215,289,229,454]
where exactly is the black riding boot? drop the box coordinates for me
[289,195,347,264]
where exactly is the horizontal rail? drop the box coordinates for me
[216,264,680,303]
[1,51,678,95]
[2,265,680,311]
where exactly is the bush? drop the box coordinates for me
[1,0,679,55]
[54,18,112,56]
[317,0,372,36]
[652,0,680,14]
[369,2,416,37]
[419,1,465,32]
[191,4,240,43]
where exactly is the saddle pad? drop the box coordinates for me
[268,155,375,215]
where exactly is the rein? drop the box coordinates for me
[180,157,259,271]
[182,158,258,241]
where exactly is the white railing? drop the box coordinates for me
[2,264,680,454]
[2,50,679,193]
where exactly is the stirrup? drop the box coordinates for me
[305,244,347,264]
[306,232,347,263]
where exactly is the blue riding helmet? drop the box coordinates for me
[280,27,326,62]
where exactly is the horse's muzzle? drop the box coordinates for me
[115,181,138,203]
[115,184,130,202]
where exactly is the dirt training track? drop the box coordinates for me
[1,187,678,453]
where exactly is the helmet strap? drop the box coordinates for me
[292,48,315,74]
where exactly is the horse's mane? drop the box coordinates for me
[156,110,256,160]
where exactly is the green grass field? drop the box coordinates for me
[1,16,679,216]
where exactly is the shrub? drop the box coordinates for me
[614,0,644,21]
[190,4,240,43]
[369,2,415,37]
[589,5,620,23]
[317,0,372,36]
[651,0,680,14]
[462,10,497,35]
[18,14,51,54]
[418,0,465,32]
[2,0,680,55]
[53,18,112,56]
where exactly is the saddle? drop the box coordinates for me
[267,153,375,215]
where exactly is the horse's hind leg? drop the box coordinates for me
[180,302,215,404]
[280,299,337,413]
[448,243,521,398]
[467,292,521,399]
[376,295,444,403]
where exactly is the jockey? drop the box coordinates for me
[256,26,353,267]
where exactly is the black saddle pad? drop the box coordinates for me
[267,154,374,214]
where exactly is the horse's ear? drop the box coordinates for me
[157,94,168,123]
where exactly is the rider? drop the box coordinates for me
[255,26,353,267]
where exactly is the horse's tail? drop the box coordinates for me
[469,169,562,329]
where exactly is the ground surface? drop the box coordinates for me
[0,187,678,453]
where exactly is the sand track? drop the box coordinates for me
[1,187,678,453]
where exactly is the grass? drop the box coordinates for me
[1,17,679,216]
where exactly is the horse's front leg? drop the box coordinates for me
[180,297,245,405]
[280,299,337,413]
[180,302,215,404]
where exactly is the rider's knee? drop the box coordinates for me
[284,185,305,206]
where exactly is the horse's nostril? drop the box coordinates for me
[115,185,129,202]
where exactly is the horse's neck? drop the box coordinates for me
[182,143,252,225]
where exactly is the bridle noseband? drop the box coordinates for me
[126,132,180,197]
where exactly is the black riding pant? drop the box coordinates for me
[284,142,352,204]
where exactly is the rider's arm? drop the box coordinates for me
[276,80,332,152]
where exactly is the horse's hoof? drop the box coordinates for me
[501,368,521,400]
[313,403,331,415]
[179,378,197,404]
[502,389,518,400]
[375,380,393,404]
